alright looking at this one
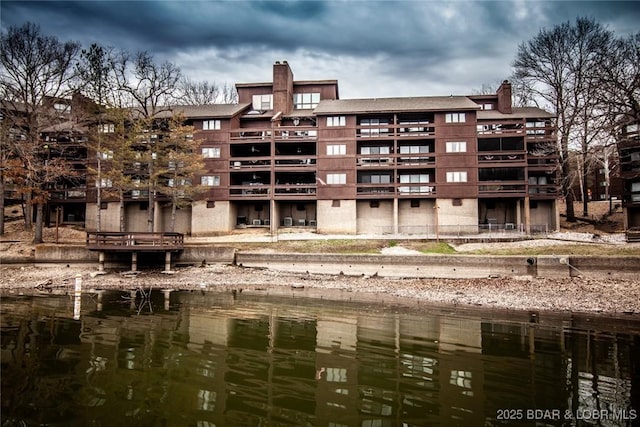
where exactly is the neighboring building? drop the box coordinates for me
[617,118,640,233]
[6,61,560,236]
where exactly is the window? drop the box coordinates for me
[203,120,221,130]
[332,200,341,207]
[201,175,220,186]
[445,112,466,123]
[54,103,71,113]
[98,123,115,133]
[361,174,391,184]
[446,171,468,182]
[327,144,346,155]
[446,141,467,153]
[400,174,429,183]
[202,147,221,158]
[361,146,390,155]
[326,116,346,127]
[294,93,320,109]
[626,123,639,133]
[360,118,389,135]
[481,103,493,110]
[96,178,112,188]
[399,174,431,193]
[252,94,273,110]
[399,145,429,154]
[326,173,346,185]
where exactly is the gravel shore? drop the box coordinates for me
[2,263,639,315]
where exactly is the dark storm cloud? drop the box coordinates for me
[1,1,639,98]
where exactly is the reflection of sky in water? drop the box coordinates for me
[1,290,638,426]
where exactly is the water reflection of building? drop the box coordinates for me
[1,291,638,426]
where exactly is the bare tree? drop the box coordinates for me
[513,17,613,222]
[0,22,80,242]
[112,51,182,232]
[156,114,204,232]
[595,32,640,124]
[177,76,238,105]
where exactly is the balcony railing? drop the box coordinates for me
[274,184,317,196]
[50,188,87,199]
[87,232,184,251]
[229,185,270,197]
[230,158,271,169]
[529,185,559,197]
[478,182,526,196]
[274,157,316,167]
[357,156,394,166]
[478,152,526,164]
[229,126,318,141]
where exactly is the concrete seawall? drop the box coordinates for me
[1,245,638,280]
[235,252,640,280]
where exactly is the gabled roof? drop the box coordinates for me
[478,107,555,120]
[155,103,251,119]
[313,96,480,115]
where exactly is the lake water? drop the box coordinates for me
[1,288,639,426]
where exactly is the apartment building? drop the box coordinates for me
[159,61,558,236]
[16,61,557,236]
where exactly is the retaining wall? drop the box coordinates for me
[3,246,637,280]
[235,252,640,280]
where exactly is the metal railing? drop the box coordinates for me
[86,232,184,251]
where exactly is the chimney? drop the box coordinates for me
[273,61,294,113]
[496,80,512,114]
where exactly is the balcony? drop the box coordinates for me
[356,184,396,196]
[478,152,526,165]
[528,184,559,198]
[229,184,270,198]
[274,156,317,168]
[357,155,394,167]
[398,185,435,196]
[356,123,436,139]
[478,181,526,197]
[230,157,271,169]
[274,184,317,198]
[50,188,87,200]
[477,122,525,136]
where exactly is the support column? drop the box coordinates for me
[524,196,531,235]
[131,252,138,272]
[393,198,399,235]
[164,251,172,273]
[98,251,105,272]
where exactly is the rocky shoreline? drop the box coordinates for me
[1,263,639,316]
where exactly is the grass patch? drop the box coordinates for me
[412,242,457,254]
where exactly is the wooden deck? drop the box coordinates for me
[86,232,184,252]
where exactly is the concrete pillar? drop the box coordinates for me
[98,251,105,272]
[393,198,399,234]
[164,251,172,272]
[524,196,531,235]
[516,200,522,230]
[131,252,138,272]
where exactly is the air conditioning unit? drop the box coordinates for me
[252,219,262,226]
[284,217,293,227]
[309,220,317,226]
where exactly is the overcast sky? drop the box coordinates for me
[2,0,639,100]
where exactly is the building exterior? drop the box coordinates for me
[617,118,640,234]
[161,61,558,236]
[6,61,560,236]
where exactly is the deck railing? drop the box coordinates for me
[86,232,184,251]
